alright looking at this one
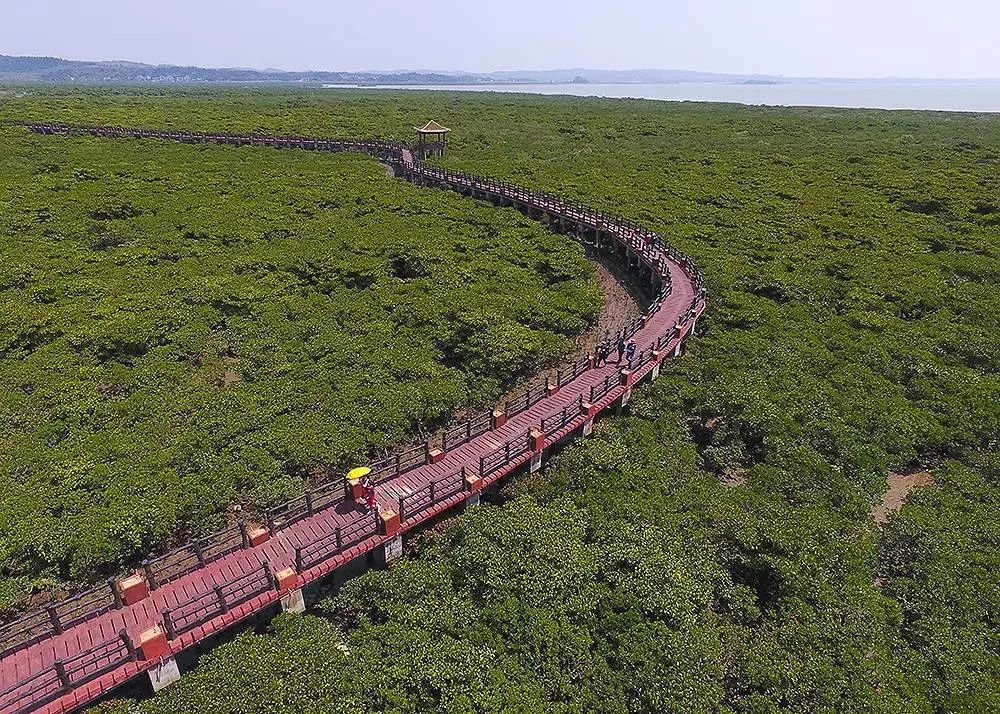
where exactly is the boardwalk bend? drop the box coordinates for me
[1,123,706,713]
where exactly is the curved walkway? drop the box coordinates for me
[1,124,706,714]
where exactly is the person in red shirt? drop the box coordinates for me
[363,477,377,512]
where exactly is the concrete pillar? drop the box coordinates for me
[529,451,543,474]
[673,341,683,357]
[465,491,481,508]
[616,387,633,415]
[148,657,181,693]
[650,361,661,380]
[280,588,305,614]
[376,534,403,565]
[581,418,594,437]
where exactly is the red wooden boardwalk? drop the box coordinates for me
[1,124,705,714]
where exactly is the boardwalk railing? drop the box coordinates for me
[555,355,591,388]
[0,585,118,658]
[0,631,135,714]
[541,400,587,436]
[480,430,533,478]
[441,414,491,452]
[161,563,275,639]
[504,383,548,420]
[368,444,427,484]
[266,479,345,533]
[293,511,381,573]
[590,374,619,404]
[397,469,467,523]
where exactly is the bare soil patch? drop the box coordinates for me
[218,349,242,388]
[496,258,645,404]
[873,470,933,524]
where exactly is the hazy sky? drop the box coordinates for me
[2,0,998,78]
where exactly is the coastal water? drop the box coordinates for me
[326,81,1000,113]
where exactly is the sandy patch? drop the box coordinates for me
[218,350,242,387]
[873,470,933,524]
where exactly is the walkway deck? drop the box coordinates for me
[1,124,705,714]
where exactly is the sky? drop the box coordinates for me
[2,0,998,79]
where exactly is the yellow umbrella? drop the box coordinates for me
[347,466,371,482]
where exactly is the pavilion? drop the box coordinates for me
[414,120,450,158]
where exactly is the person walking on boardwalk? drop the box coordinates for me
[626,339,637,364]
[616,335,626,363]
[596,338,611,366]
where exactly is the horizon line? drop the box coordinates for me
[5,52,1000,84]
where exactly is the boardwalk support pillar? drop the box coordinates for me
[376,534,403,565]
[376,508,403,565]
[464,470,484,507]
[138,626,180,692]
[581,418,595,437]
[650,350,664,380]
[276,568,305,613]
[529,428,545,474]
[148,657,181,693]
[617,387,633,415]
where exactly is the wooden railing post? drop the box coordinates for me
[162,610,177,640]
[215,586,228,614]
[54,661,71,691]
[294,547,304,574]
[46,605,62,635]
[429,480,436,504]
[398,495,406,522]
[335,527,343,553]
[109,576,124,608]
[121,629,137,661]
[142,559,157,591]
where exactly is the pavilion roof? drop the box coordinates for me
[415,120,451,134]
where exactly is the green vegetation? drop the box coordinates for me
[0,114,601,606]
[0,87,996,711]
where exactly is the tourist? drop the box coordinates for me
[597,338,610,366]
[616,335,626,363]
[626,340,636,363]
[363,477,377,512]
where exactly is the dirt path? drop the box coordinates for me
[493,258,646,405]
[873,470,933,524]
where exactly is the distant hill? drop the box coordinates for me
[0,54,484,85]
[2,55,994,86]
[0,55,785,85]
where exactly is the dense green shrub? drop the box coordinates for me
[0,87,996,711]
